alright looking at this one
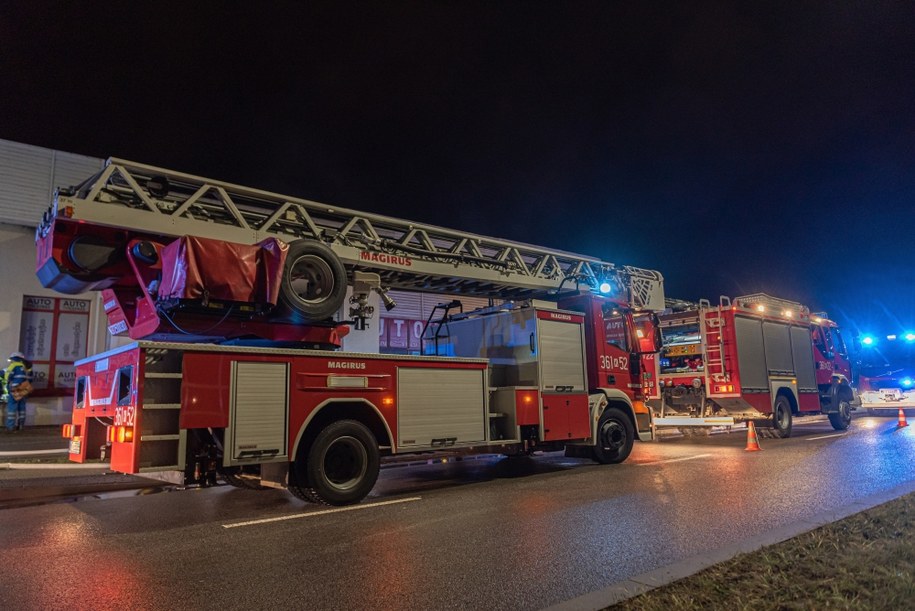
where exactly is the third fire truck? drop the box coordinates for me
[650,294,856,435]
[40,158,665,505]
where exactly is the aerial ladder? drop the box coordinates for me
[36,158,665,343]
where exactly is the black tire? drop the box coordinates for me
[592,407,635,464]
[276,239,347,322]
[288,420,380,505]
[772,395,793,438]
[829,400,852,431]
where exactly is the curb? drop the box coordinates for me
[1,462,110,470]
[0,448,68,457]
[543,479,915,611]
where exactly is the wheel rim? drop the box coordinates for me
[839,401,851,424]
[775,401,790,429]
[599,419,625,451]
[321,436,368,492]
[288,254,335,305]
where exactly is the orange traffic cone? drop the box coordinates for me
[745,421,762,451]
[898,408,909,428]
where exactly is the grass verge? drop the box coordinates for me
[610,493,915,610]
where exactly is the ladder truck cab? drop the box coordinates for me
[40,158,666,505]
[650,294,856,436]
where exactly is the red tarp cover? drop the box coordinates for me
[158,236,288,305]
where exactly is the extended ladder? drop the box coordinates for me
[50,158,665,308]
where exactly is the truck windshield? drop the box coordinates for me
[830,326,848,357]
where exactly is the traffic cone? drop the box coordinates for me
[745,421,762,451]
[898,408,909,428]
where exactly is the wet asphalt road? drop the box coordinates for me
[1,415,913,611]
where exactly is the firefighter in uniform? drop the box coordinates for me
[5,352,33,432]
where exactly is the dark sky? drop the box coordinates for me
[3,1,915,348]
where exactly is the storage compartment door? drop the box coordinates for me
[226,361,289,466]
[542,393,591,441]
[763,321,794,375]
[538,319,587,391]
[790,326,818,392]
[397,367,487,449]
[734,316,768,391]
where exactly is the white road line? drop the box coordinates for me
[0,448,68,456]
[636,453,713,466]
[806,433,847,441]
[222,496,423,529]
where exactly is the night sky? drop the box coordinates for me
[3,1,915,359]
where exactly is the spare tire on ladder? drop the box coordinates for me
[275,239,347,322]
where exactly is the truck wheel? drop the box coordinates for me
[828,400,852,431]
[592,407,634,464]
[772,395,793,438]
[276,239,347,322]
[288,420,380,506]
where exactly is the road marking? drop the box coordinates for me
[806,433,846,441]
[636,453,712,466]
[222,496,423,529]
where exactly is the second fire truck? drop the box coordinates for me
[650,294,856,435]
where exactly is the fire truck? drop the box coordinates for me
[39,158,665,505]
[650,294,856,436]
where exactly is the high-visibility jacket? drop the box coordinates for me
[7,360,32,393]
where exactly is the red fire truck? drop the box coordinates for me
[40,159,665,505]
[650,294,856,436]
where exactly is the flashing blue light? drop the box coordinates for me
[902,377,913,388]
[904,332,915,343]
[599,282,613,294]
[861,335,876,346]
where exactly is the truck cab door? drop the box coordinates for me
[811,324,837,385]
[597,306,634,390]
[826,325,853,382]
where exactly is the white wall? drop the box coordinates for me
[0,139,104,226]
